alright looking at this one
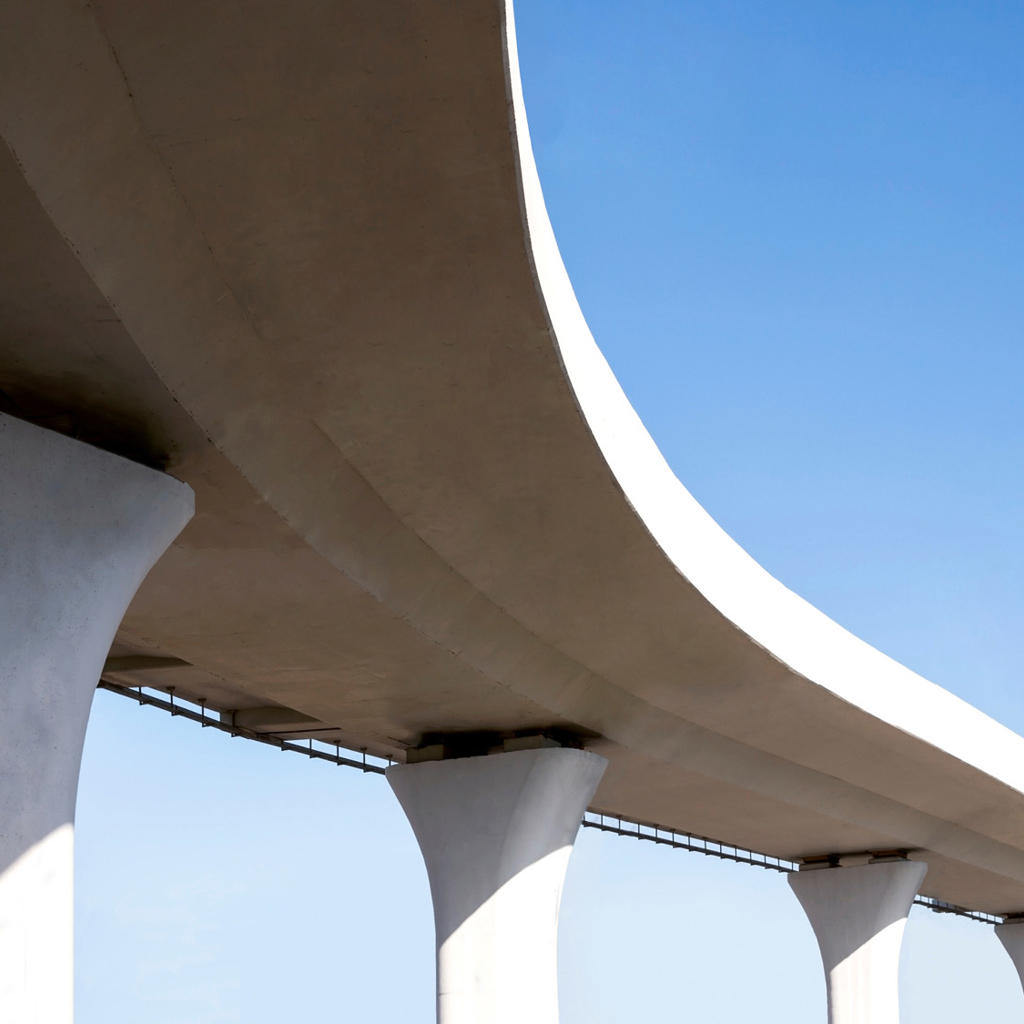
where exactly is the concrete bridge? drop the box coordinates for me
[0,2,1022,1021]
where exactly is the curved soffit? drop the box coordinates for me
[0,0,1023,908]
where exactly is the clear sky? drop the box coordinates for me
[76,2,1024,1021]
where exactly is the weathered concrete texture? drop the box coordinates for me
[388,748,606,1024]
[0,413,192,1023]
[789,860,927,1024]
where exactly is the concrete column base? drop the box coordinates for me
[789,859,927,1024]
[387,746,606,1024]
[0,414,193,1023]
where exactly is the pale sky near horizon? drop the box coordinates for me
[76,2,1024,1021]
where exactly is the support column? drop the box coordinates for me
[789,859,927,1024]
[996,918,1024,996]
[0,413,193,1024]
[387,745,606,1024]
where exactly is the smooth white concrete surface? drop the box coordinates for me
[789,861,927,1024]
[0,413,193,1023]
[996,919,1024,997]
[387,748,606,1024]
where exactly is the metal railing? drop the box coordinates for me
[97,680,389,774]
[581,813,797,872]
[97,679,1004,926]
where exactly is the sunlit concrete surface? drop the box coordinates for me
[0,0,1024,916]
[996,919,1024,997]
[388,747,605,1024]
[790,860,927,1024]
[0,415,193,1022]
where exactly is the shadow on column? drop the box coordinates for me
[0,413,193,1022]
[789,858,927,1024]
[388,745,606,1024]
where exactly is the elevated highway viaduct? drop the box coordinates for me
[0,2,1022,1021]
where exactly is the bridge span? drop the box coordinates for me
[1,2,1023,1021]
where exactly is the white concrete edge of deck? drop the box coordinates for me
[501,0,1024,794]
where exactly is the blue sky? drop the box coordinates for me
[77,2,1024,1020]
[518,0,1024,732]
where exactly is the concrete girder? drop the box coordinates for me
[0,0,1021,913]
